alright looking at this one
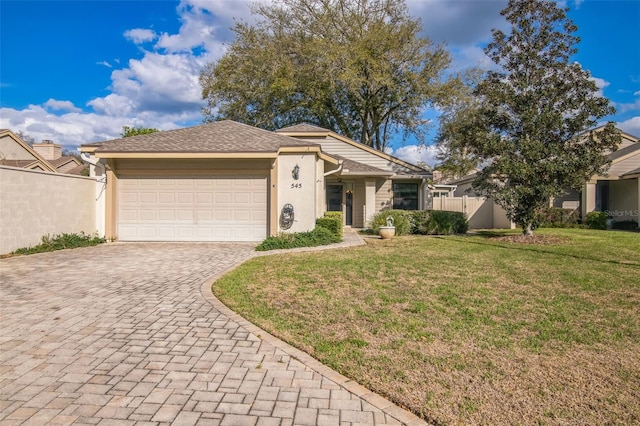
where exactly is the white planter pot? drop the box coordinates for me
[379,226,396,239]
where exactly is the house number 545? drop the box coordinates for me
[291,183,302,189]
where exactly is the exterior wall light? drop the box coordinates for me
[292,164,300,180]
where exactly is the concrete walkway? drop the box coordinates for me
[0,232,426,425]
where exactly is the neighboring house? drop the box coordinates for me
[444,127,640,228]
[32,140,87,175]
[79,120,431,242]
[0,130,87,175]
[0,129,57,172]
[578,129,639,225]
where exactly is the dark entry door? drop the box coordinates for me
[345,191,353,226]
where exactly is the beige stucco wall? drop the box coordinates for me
[277,153,318,233]
[0,166,100,254]
[316,158,326,219]
[0,134,37,161]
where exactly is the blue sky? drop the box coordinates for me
[1,0,639,166]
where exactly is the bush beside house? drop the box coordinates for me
[316,212,343,239]
[371,210,468,236]
[537,207,582,228]
[256,212,344,251]
[585,211,608,230]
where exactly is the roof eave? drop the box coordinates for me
[340,171,394,177]
[94,152,279,159]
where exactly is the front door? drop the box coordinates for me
[345,190,353,226]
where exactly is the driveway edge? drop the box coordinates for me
[199,259,429,426]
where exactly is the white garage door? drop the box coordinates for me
[118,177,267,242]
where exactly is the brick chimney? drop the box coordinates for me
[32,140,62,160]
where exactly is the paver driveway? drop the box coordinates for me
[0,242,425,425]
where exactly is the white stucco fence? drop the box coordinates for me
[0,166,104,254]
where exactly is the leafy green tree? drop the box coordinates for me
[440,0,620,235]
[200,0,452,151]
[435,69,486,180]
[121,126,159,138]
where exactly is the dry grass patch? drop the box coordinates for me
[213,229,640,425]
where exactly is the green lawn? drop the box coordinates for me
[213,229,640,425]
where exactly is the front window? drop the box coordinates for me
[326,184,343,212]
[432,191,449,198]
[393,182,419,210]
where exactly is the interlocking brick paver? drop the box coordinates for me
[0,234,427,425]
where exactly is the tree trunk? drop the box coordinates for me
[523,223,534,237]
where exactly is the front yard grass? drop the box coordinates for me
[213,228,640,425]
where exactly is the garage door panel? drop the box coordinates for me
[118,176,267,242]
[196,210,212,221]
[139,209,157,221]
[176,192,193,204]
[177,209,194,221]
[140,193,157,204]
[158,192,175,204]
[158,209,175,220]
[215,192,232,204]
[120,208,138,221]
[197,192,212,203]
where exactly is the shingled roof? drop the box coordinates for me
[608,140,640,161]
[85,120,319,153]
[276,123,331,133]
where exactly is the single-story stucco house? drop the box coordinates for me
[80,120,431,242]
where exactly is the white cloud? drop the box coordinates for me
[96,61,112,68]
[0,103,193,148]
[588,75,610,98]
[43,98,82,113]
[90,52,206,115]
[616,99,640,114]
[618,116,640,137]
[393,144,439,167]
[407,0,507,46]
[124,28,157,44]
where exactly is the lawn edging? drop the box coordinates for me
[199,238,427,426]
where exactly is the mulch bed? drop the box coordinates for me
[492,234,570,245]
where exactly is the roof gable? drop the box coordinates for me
[0,130,58,172]
[278,128,429,175]
[276,123,332,133]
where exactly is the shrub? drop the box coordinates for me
[611,220,639,231]
[316,213,343,239]
[409,210,431,235]
[256,226,340,251]
[11,232,105,255]
[537,207,580,228]
[424,210,469,235]
[323,211,343,221]
[371,210,412,235]
[585,211,608,230]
